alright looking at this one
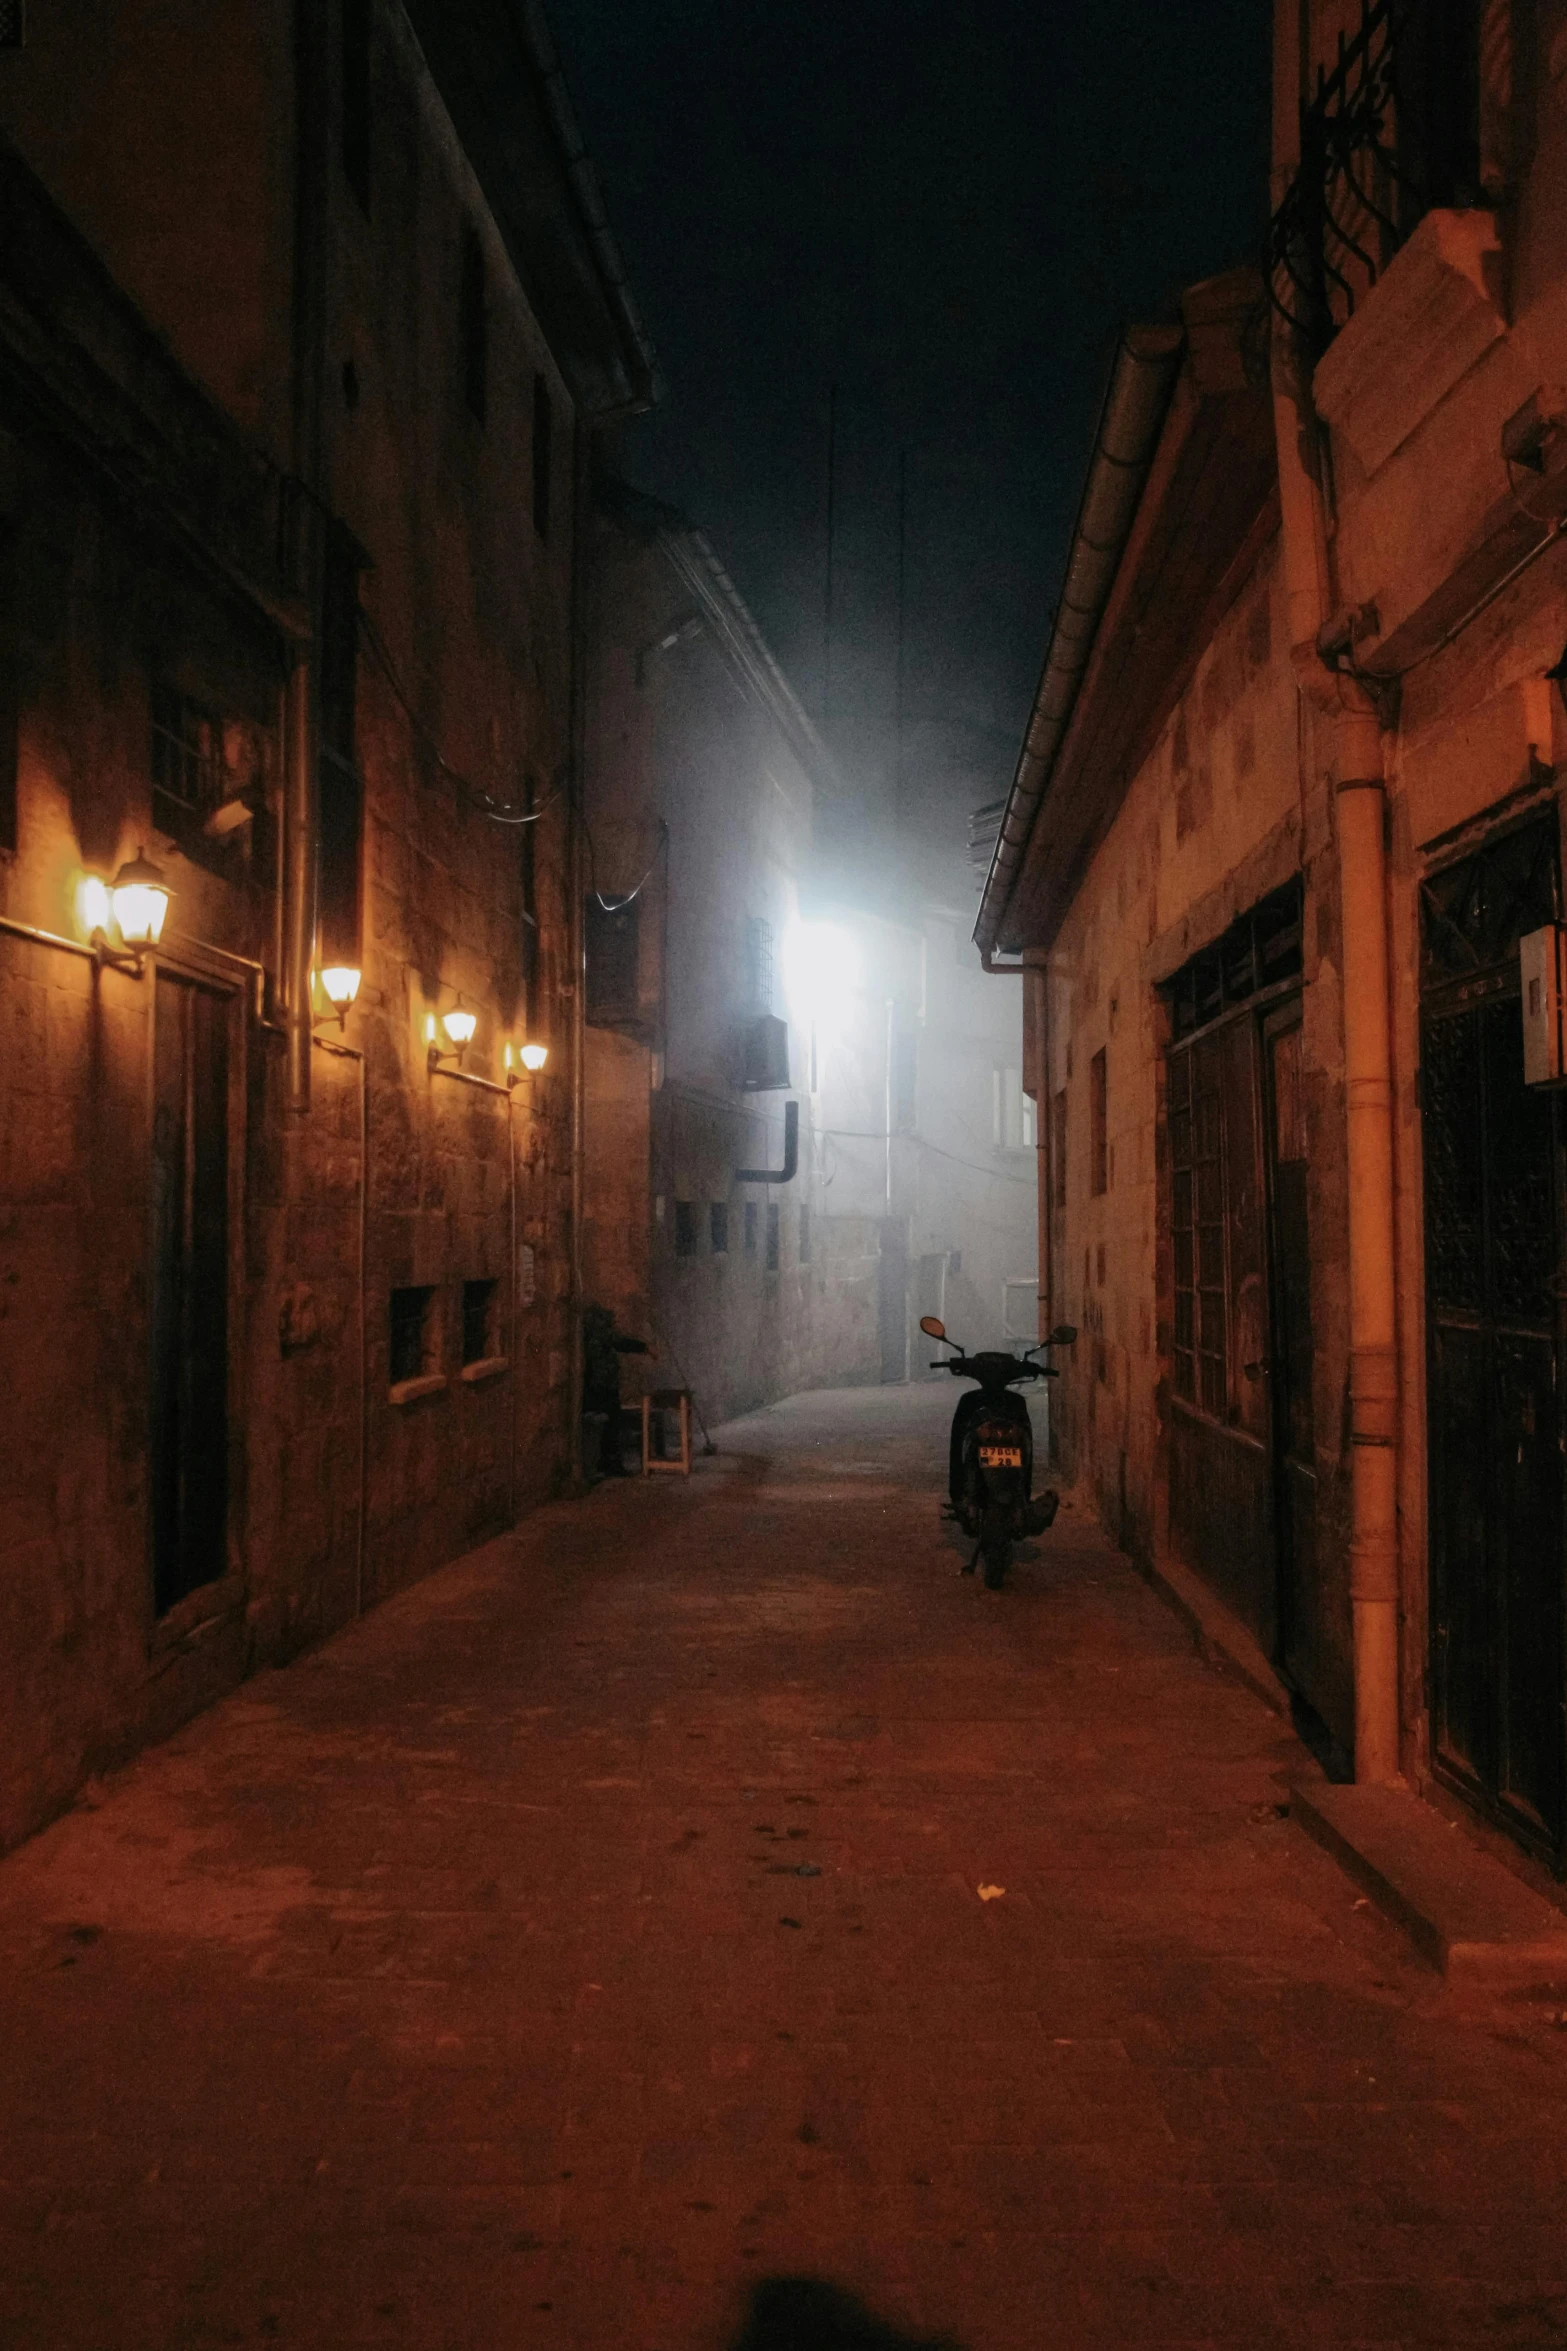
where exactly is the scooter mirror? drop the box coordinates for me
[1048,1324,1078,1345]
[918,1315,947,1341]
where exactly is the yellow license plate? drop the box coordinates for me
[978,1446,1023,1469]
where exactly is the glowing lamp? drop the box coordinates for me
[321,964,361,1011]
[320,965,361,1012]
[442,1005,477,1047]
[519,1042,548,1072]
[110,849,171,950]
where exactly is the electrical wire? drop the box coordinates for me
[582,814,666,912]
[822,1128,1035,1186]
[357,606,561,826]
[1345,499,1567,690]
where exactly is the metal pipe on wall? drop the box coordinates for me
[1337,735,1402,1783]
[1269,0,1401,1783]
[282,655,317,1113]
[313,1033,367,1616]
[566,418,591,1488]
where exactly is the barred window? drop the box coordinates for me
[151,684,224,825]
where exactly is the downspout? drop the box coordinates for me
[566,417,591,1487]
[284,0,329,1113]
[282,656,318,1112]
[1270,0,1400,1783]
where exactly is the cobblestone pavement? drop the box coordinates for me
[4,1384,1567,2351]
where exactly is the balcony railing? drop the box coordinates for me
[1268,0,1483,353]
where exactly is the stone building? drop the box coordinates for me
[0,3,654,1850]
[580,484,1040,1436]
[980,0,1567,1873]
[580,482,882,1430]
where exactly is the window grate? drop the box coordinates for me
[674,1201,697,1258]
[0,1,26,47]
[765,1203,780,1272]
[709,1202,729,1255]
[1267,0,1482,353]
[1163,879,1303,1043]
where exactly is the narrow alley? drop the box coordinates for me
[3,1385,1566,2351]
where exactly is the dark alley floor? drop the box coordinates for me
[3,1384,1567,2351]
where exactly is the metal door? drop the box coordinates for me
[1262,1007,1318,1689]
[1168,1008,1279,1648]
[150,970,230,1615]
[1421,815,1566,1863]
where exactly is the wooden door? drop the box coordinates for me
[1421,816,1566,1862]
[150,970,230,1615]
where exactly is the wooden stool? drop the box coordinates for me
[641,1388,693,1476]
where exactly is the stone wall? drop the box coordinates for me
[0,11,582,1851]
[1041,540,1356,1750]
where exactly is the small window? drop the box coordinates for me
[532,373,552,539]
[799,1206,811,1264]
[461,1278,497,1366]
[674,1200,697,1258]
[0,3,27,48]
[389,1285,435,1386]
[151,683,223,828]
[341,0,371,211]
[992,1065,1033,1152]
[1090,1048,1108,1196]
[710,1202,729,1255]
[948,1250,962,1278]
[1002,1279,1038,1343]
[586,896,640,1029]
[744,1200,758,1256]
[460,222,487,425]
[765,1202,780,1272]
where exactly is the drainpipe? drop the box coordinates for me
[1270,0,1401,1783]
[284,0,329,1114]
[282,653,318,1112]
[566,418,591,1487]
[1336,710,1401,1785]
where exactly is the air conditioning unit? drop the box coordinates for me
[742,1013,790,1091]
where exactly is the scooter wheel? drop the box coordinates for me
[981,1543,1009,1591]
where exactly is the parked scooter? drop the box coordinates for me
[921,1314,1078,1589]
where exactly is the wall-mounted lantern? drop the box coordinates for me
[428,998,478,1071]
[315,964,362,1029]
[505,1039,549,1087]
[82,849,172,972]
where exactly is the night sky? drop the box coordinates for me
[550,1,1272,885]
